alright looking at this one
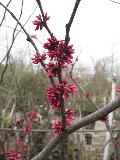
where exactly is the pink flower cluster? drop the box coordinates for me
[47,83,77,110]
[51,119,62,135]
[63,83,78,100]
[27,110,38,120]
[45,62,59,77]
[52,108,75,135]
[65,107,75,125]
[31,52,46,64]
[47,84,61,110]
[23,121,32,135]
[5,150,21,160]
[32,13,50,31]
[44,36,74,66]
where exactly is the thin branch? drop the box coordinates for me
[109,0,120,5]
[0,5,38,66]
[0,2,38,53]
[65,0,82,45]
[0,0,24,85]
[0,0,12,27]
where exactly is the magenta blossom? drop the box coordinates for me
[27,111,38,120]
[51,119,62,135]
[31,52,46,64]
[44,37,74,66]
[47,84,62,109]
[47,83,77,109]
[23,121,32,135]
[45,62,59,77]
[57,40,74,65]
[65,107,75,125]
[43,36,59,51]
[63,84,77,100]
[32,13,50,31]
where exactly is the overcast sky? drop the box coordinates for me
[0,0,120,69]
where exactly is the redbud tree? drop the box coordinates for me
[0,0,120,160]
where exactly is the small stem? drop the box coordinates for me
[65,0,82,45]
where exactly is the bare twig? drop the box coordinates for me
[0,5,38,66]
[0,0,12,27]
[109,0,120,5]
[65,0,82,45]
[0,0,24,85]
[0,2,39,53]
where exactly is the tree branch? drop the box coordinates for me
[31,98,120,160]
